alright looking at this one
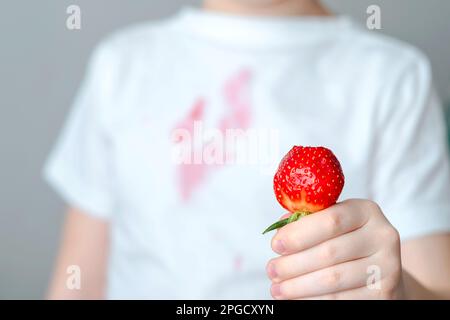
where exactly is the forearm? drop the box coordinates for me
[401,233,450,300]
[402,269,450,300]
[47,208,109,300]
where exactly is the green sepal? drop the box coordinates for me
[262,211,309,235]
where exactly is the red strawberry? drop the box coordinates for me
[263,146,344,234]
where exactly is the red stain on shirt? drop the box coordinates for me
[178,162,210,201]
[173,98,205,143]
[222,68,252,129]
[174,69,253,201]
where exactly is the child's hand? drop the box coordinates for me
[266,199,404,299]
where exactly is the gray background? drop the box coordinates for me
[1,0,449,299]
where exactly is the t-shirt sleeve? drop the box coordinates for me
[372,52,450,241]
[43,44,116,219]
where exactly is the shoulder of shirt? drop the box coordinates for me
[83,19,173,128]
[341,22,432,75]
[89,17,175,66]
[342,24,435,119]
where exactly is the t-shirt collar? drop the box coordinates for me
[170,6,353,48]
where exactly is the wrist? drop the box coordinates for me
[400,269,439,299]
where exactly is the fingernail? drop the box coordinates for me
[267,262,278,280]
[273,240,286,254]
[271,284,282,299]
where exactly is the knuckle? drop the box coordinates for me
[379,225,400,247]
[321,269,342,289]
[390,227,401,244]
[361,200,383,219]
[319,243,338,262]
[365,200,381,212]
[325,211,342,234]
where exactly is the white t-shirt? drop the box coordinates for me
[44,7,450,299]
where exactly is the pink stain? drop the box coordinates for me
[220,69,252,131]
[173,98,205,144]
[233,255,243,272]
[173,98,209,201]
[178,163,209,201]
[174,69,253,202]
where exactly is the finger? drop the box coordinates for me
[296,285,385,300]
[267,226,376,282]
[270,255,374,300]
[272,200,370,255]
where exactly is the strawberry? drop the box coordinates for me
[263,146,344,234]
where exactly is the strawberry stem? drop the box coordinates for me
[262,211,309,234]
